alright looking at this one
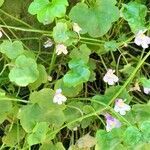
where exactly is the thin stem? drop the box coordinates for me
[108,49,150,106]
[0,9,33,28]
[0,24,51,34]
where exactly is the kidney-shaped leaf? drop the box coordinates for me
[0,40,24,59]
[18,104,43,132]
[69,0,119,37]
[27,122,49,146]
[9,55,39,86]
[63,59,90,87]
[53,22,69,43]
[28,0,68,25]
[121,2,147,33]
[123,126,142,146]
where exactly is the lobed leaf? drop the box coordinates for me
[69,0,120,37]
[28,0,68,24]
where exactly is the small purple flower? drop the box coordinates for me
[114,99,131,115]
[105,113,121,132]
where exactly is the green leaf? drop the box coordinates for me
[63,59,90,87]
[40,142,55,150]
[64,101,84,129]
[30,88,66,128]
[123,126,142,146]
[88,59,96,82]
[139,77,150,88]
[40,142,65,150]
[69,44,91,64]
[30,88,56,109]
[69,0,119,37]
[132,104,150,124]
[0,40,24,59]
[9,55,39,86]
[92,86,132,110]
[135,143,150,150]
[55,79,83,97]
[18,104,43,132]
[121,2,147,33]
[28,0,68,25]
[2,124,25,147]
[120,64,136,78]
[81,105,96,128]
[96,129,124,150]
[0,91,12,124]
[0,0,4,7]
[104,41,118,52]
[53,22,69,43]
[27,122,49,146]
[140,121,150,142]
[55,142,65,150]
[29,64,47,90]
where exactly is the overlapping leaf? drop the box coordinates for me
[0,0,4,7]
[69,0,120,37]
[27,122,49,146]
[0,40,24,59]
[30,88,66,128]
[63,59,90,87]
[53,22,69,43]
[63,44,91,87]
[28,0,68,24]
[121,2,147,33]
[29,64,47,90]
[9,55,39,86]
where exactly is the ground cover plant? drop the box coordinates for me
[0,0,150,149]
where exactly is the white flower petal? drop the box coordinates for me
[106,124,112,132]
[134,30,150,48]
[56,44,68,55]
[143,87,150,94]
[103,69,119,85]
[108,80,115,85]
[53,89,67,105]
[134,38,141,46]
[119,110,126,116]
[141,42,148,49]
[73,23,82,34]
[0,31,2,38]
[114,105,120,113]
[114,99,131,115]
[44,38,53,48]
[124,104,131,111]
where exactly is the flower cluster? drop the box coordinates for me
[103,68,131,131]
[50,28,150,133]
[104,98,131,132]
